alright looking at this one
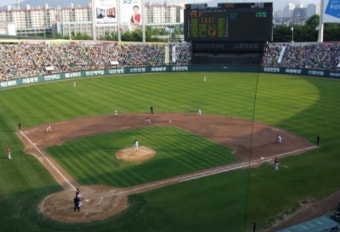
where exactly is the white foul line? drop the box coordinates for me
[115,145,318,196]
[19,130,76,191]
[18,129,318,196]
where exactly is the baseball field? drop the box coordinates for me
[0,72,340,231]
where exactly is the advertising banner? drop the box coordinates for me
[120,0,142,30]
[94,0,117,26]
[323,0,340,23]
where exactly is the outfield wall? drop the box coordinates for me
[1,65,339,89]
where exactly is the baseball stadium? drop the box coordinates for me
[1,2,340,232]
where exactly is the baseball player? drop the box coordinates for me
[145,117,151,124]
[274,157,279,171]
[276,134,282,144]
[133,139,139,151]
[74,196,80,212]
[7,147,11,159]
[76,188,80,197]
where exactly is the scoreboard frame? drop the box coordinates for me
[184,2,273,42]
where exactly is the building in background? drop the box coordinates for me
[274,2,318,26]
[0,3,92,37]
[0,1,184,38]
[0,20,16,35]
[306,3,318,18]
[0,1,326,38]
[145,2,182,25]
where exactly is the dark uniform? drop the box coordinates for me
[74,196,80,212]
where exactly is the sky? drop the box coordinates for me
[0,0,321,12]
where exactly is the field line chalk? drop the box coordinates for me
[19,130,76,191]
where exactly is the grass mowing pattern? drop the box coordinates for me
[0,73,263,127]
[0,72,339,231]
[47,126,235,187]
[139,169,251,232]
[254,74,319,125]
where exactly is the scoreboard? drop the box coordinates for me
[184,2,273,42]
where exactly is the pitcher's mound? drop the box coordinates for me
[115,146,156,161]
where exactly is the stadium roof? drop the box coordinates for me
[278,215,340,232]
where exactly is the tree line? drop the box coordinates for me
[53,15,339,42]
[274,15,340,42]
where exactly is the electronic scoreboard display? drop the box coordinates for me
[184,2,273,42]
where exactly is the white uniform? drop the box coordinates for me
[7,148,11,159]
[134,140,139,151]
[276,135,282,144]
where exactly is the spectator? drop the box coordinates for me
[261,42,340,71]
[0,42,192,79]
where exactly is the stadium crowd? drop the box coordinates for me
[262,42,340,71]
[0,41,339,80]
[0,42,192,80]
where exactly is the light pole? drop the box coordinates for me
[165,27,170,42]
[291,26,294,43]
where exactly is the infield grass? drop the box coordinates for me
[0,72,339,231]
[47,126,235,187]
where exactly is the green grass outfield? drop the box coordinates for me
[0,72,339,231]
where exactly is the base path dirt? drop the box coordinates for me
[16,113,334,229]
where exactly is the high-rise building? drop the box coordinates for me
[0,3,91,36]
[0,1,183,38]
[0,20,15,35]
[144,2,182,25]
[306,4,317,18]
[282,3,296,18]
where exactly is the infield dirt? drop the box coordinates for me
[16,113,338,230]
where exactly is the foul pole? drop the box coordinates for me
[318,0,324,42]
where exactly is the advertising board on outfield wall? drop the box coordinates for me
[0,66,339,89]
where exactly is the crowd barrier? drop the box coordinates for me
[1,65,340,89]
